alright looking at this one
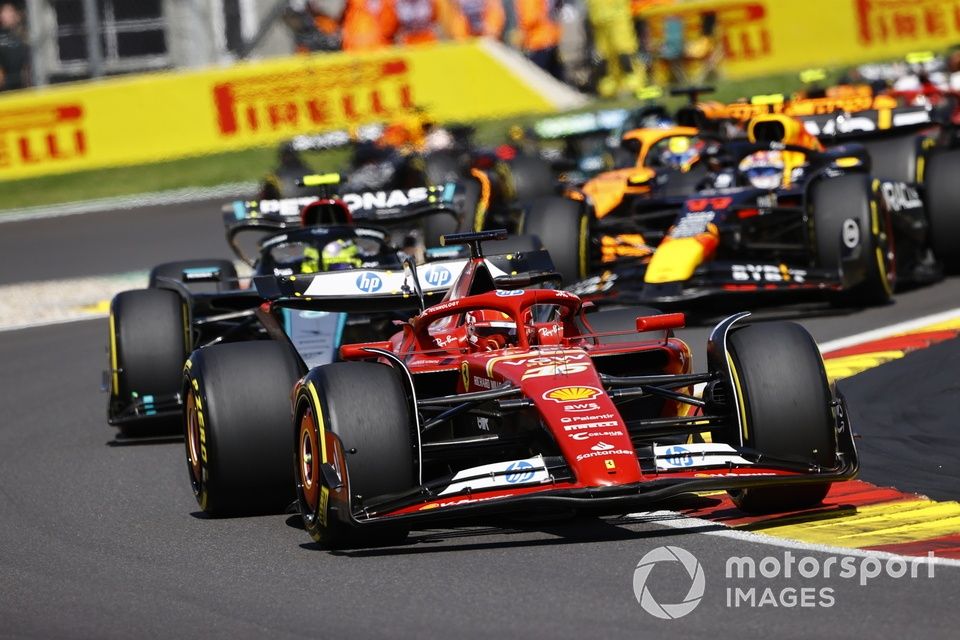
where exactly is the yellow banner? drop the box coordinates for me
[641,0,960,79]
[0,41,560,180]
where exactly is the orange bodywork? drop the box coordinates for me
[695,94,899,124]
[581,126,699,219]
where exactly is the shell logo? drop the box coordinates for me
[543,386,602,403]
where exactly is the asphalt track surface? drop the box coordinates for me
[2,201,959,638]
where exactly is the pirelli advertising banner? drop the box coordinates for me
[642,0,960,79]
[0,40,566,180]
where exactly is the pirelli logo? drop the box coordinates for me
[212,59,414,137]
[855,0,960,46]
[0,103,87,168]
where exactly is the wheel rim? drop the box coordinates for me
[299,408,320,513]
[185,388,203,487]
[879,208,897,294]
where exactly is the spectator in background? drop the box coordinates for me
[394,0,441,44]
[448,0,506,40]
[514,0,562,80]
[309,0,346,49]
[342,0,397,51]
[586,0,643,97]
[659,11,685,83]
[0,1,29,91]
[284,0,343,52]
[631,0,670,76]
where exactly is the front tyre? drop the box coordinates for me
[296,362,415,548]
[924,149,960,273]
[183,341,302,515]
[722,322,837,513]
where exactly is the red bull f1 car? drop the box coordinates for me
[182,230,858,547]
[533,111,948,307]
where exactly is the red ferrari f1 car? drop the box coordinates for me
[182,230,857,547]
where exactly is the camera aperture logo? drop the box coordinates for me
[632,546,936,618]
[632,546,705,619]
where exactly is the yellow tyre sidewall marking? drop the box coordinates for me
[305,381,330,528]
[578,215,589,279]
[727,353,749,443]
[108,310,119,396]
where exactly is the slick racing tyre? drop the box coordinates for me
[483,233,542,256]
[924,149,960,273]
[149,259,238,293]
[812,174,894,306]
[422,211,460,248]
[857,134,919,184]
[295,362,414,548]
[109,288,188,434]
[520,196,589,285]
[723,321,837,513]
[509,155,556,203]
[183,341,303,515]
[457,174,483,233]
[576,306,666,344]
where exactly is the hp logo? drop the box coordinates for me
[355,272,383,293]
[423,265,452,287]
[505,461,535,483]
[663,446,693,467]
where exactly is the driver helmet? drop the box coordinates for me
[739,150,785,190]
[659,136,701,171]
[320,238,363,272]
[465,309,517,350]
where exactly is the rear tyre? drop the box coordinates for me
[296,362,415,548]
[520,196,589,285]
[924,149,960,273]
[422,212,460,248]
[457,175,483,232]
[510,155,556,203]
[857,135,919,183]
[722,322,837,513]
[149,259,238,291]
[812,174,894,306]
[109,289,188,434]
[484,233,542,256]
[183,341,303,515]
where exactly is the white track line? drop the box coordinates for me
[0,272,147,331]
[629,511,960,568]
[0,181,256,224]
[818,307,960,353]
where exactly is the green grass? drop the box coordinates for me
[0,69,842,211]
